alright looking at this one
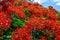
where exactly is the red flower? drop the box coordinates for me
[46,31,51,36]
[40,37,47,40]
[0,12,11,30]
[12,28,32,40]
[15,6,25,18]
[55,35,60,40]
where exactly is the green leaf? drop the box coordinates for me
[31,30,40,38]
[24,9,31,17]
[2,27,15,40]
[47,31,55,40]
[4,28,13,36]
[47,37,54,40]
[56,12,60,17]
[14,2,18,6]
[31,29,46,40]
[57,20,60,24]
[11,13,25,28]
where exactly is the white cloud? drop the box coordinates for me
[53,0,60,6]
[33,0,47,4]
[53,0,60,2]
[56,2,60,6]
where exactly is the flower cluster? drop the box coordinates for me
[0,0,60,40]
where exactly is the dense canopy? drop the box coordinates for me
[0,0,60,40]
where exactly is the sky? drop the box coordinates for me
[28,0,60,11]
